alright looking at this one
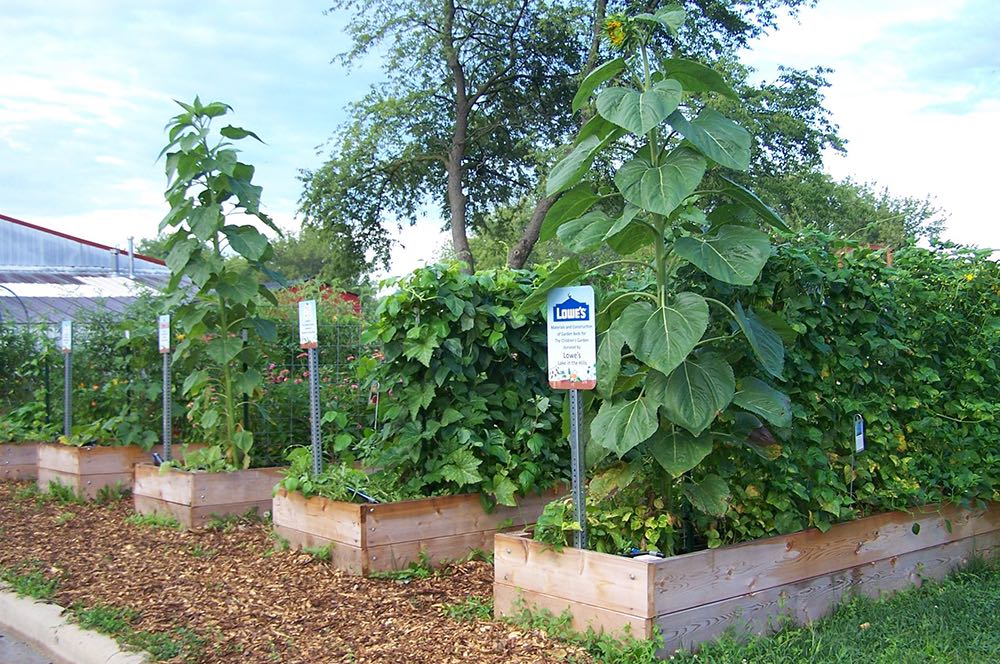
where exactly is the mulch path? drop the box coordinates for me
[0,481,589,663]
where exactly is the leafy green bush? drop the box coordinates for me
[359,264,567,505]
[277,446,410,503]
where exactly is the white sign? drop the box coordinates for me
[158,315,171,354]
[299,299,318,349]
[60,320,72,353]
[854,414,866,453]
[546,286,597,390]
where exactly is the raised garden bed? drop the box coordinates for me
[0,442,43,480]
[133,463,285,529]
[36,444,157,499]
[494,501,1000,654]
[272,487,562,576]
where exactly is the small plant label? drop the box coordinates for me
[299,299,318,349]
[60,320,72,353]
[546,286,596,390]
[158,314,170,353]
[854,414,866,452]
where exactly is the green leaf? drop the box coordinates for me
[634,6,686,34]
[734,302,785,379]
[572,57,626,113]
[733,377,792,427]
[616,294,709,377]
[597,79,682,136]
[719,174,789,232]
[440,448,483,487]
[205,335,243,365]
[227,175,263,213]
[656,353,734,436]
[223,225,269,261]
[683,474,730,516]
[517,258,582,314]
[615,148,706,217]
[546,135,602,197]
[668,108,750,171]
[233,368,261,396]
[540,185,599,242]
[165,238,197,275]
[219,125,263,142]
[589,462,639,501]
[403,334,439,368]
[662,58,737,98]
[189,206,222,241]
[674,225,771,286]
[648,428,713,478]
[181,369,210,396]
[590,396,658,458]
[596,326,627,399]
[493,475,519,507]
[215,271,259,305]
[556,210,616,253]
[249,317,277,343]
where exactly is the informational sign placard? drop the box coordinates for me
[298,299,318,349]
[60,320,72,353]
[854,414,866,452]
[546,286,597,391]
[158,315,171,354]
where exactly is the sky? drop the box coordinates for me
[1,0,998,281]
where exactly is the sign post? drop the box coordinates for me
[299,300,322,476]
[546,286,597,549]
[159,315,172,461]
[60,321,73,437]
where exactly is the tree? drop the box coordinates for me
[270,225,371,288]
[301,0,816,273]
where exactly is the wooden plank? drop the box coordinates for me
[189,500,273,527]
[133,494,196,529]
[272,523,365,575]
[0,443,39,480]
[271,489,363,547]
[494,583,652,639]
[365,487,561,546]
[132,464,194,503]
[189,467,284,506]
[494,532,655,618]
[37,468,131,499]
[366,530,496,572]
[652,502,1000,615]
[655,529,1000,655]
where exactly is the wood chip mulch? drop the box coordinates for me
[0,481,590,663]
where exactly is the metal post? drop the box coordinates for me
[307,346,322,476]
[241,328,249,430]
[162,352,172,461]
[44,354,51,426]
[569,388,587,549]
[63,351,72,437]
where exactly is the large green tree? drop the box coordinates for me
[300,0,815,273]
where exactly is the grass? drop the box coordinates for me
[498,556,1000,664]
[125,511,184,530]
[72,603,206,662]
[302,544,333,561]
[369,550,436,582]
[0,561,60,601]
[442,596,494,622]
[202,508,265,532]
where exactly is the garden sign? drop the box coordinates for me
[546,286,596,549]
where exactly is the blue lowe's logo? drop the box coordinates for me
[552,295,590,322]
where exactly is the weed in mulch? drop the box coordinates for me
[72,603,208,662]
[125,511,184,530]
[0,560,61,601]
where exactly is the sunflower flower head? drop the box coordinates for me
[603,14,630,50]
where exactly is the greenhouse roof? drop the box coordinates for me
[0,213,171,325]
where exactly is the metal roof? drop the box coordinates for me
[0,214,171,324]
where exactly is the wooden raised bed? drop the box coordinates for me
[495,501,1000,654]
[36,443,154,499]
[0,442,42,480]
[133,463,285,529]
[272,486,563,576]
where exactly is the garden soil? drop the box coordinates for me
[0,481,589,663]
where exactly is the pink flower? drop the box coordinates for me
[268,363,276,370]
[294,378,303,385]
[303,371,310,378]
[350,383,358,390]
[347,355,356,361]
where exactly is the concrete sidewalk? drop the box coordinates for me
[0,585,147,664]
[1,628,53,664]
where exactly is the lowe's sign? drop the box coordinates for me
[545,286,596,391]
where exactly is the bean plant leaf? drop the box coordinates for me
[661,58,737,98]
[615,148,706,217]
[719,174,789,232]
[647,428,713,478]
[572,57,626,113]
[683,474,731,516]
[493,474,519,507]
[659,352,735,436]
[634,6,686,34]
[674,225,771,286]
[590,395,658,457]
[734,302,785,379]
[540,185,599,242]
[668,108,751,171]
[557,210,617,253]
[597,79,682,136]
[733,377,792,427]
[616,293,709,378]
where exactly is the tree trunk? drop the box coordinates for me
[507,193,558,269]
[507,0,608,270]
[443,0,474,273]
